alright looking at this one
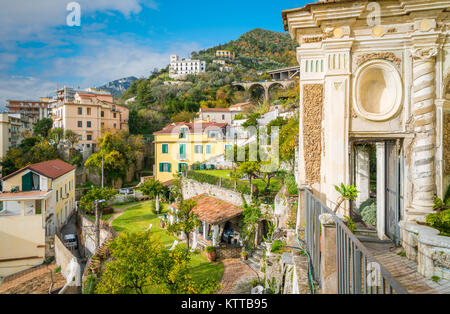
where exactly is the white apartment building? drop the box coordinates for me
[169,55,206,79]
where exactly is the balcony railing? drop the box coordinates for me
[303,189,408,294]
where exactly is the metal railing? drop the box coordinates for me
[304,189,408,294]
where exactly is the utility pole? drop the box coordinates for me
[101,154,104,188]
[94,200,100,251]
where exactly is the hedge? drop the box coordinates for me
[186,171,251,195]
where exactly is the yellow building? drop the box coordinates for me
[153,122,233,183]
[0,159,76,277]
[215,50,235,60]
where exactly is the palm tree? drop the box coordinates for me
[139,178,165,214]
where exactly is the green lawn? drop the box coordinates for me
[111,201,224,293]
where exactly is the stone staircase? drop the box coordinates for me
[355,227,392,244]
[245,244,265,272]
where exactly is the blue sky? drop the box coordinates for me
[0,0,307,104]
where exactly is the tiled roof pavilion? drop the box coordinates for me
[170,194,243,225]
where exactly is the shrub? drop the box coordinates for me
[54,266,61,274]
[150,200,164,215]
[344,216,357,233]
[361,204,377,227]
[426,209,450,237]
[271,240,285,253]
[187,171,220,186]
[205,246,216,253]
[284,174,298,196]
[359,198,376,214]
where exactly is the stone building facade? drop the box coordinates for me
[283,0,450,244]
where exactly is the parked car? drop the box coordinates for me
[64,234,78,250]
[119,188,134,195]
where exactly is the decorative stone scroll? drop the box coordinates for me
[355,52,401,68]
[302,84,323,185]
[411,47,438,61]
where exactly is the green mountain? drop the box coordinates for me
[194,28,298,71]
[120,29,299,137]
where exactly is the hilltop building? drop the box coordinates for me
[153,122,233,183]
[169,55,206,79]
[0,159,76,277]
[216,50,235,60]
[198,107,243,125]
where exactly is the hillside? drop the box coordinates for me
[120,29,299,137]
[97,76,138,97]
[194,28,298,71]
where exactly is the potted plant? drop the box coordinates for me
[205,246,216,262]
[241,250,249,261]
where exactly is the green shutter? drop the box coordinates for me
[162,144,168,154]
[168,163,171,172]
[22,172,32,192]
[159,163,163,172]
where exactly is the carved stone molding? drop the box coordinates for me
[302,35,323,44]
[411,47,438,61]
[355,52,401,68]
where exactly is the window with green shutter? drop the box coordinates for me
[195,145,203,154]
[179,144,186,159]
[206,144,212,154]
[159,163,172,173]
[162,144,169,154]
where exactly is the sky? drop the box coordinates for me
[0,0,308,105]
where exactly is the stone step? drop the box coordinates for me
[357,235,393,244]
[355,228,378,237]
[248,256,261,265]
[245,260,260,272]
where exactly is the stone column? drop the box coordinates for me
[319,214,337,294]
[376,143,387,240]
[410,47,438,215]
[212,225,219,247]
[355,146,371,209]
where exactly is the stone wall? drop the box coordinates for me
[182,179,251,207]
[399,221,450,281]
[54,235,81,286]
[302,84,323,185]
[79,214,111,257]
[216,246,242,260]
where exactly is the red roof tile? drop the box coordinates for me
[153,122,228,135]
[200,108,230,112]
[171,194,242,225]
[2,159,76,181]
[0,191,51,200]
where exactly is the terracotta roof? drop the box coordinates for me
[0,191,51,200]
[229,102,251,109]
[153,122,228,135]
[170,194,242,225]
[201,108,230,112]
[2,159,76,181]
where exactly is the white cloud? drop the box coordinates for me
[0,0,158,41]
[48,40,202,86]
[0,40,203,104]
[0,75,57,105]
